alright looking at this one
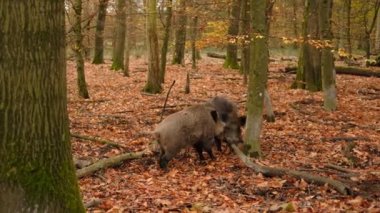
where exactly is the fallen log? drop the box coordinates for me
[285,66,380,78]
[76,151,146,178]
[71,133,126,148]
[231,144,352,195]
[207,52,276,62]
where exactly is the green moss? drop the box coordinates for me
[111,61,124,71]
[223,57,240,69]
[143,83,161,94]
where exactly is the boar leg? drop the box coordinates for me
[214,136,222,151]
[159,149,173,169]
[193,142,205,161]
[203,141,216,160]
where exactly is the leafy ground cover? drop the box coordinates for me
[67,56,380,212]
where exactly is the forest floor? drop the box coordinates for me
[67,56,380,212]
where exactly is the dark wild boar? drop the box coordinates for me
[153,103,225,169]
[208,96,246,151]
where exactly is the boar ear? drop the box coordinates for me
[210,110,218,122]
[239,116,246,126]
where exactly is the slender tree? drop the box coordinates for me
[240,0,250,84]
[344,0,352,57]
[224,0,242,69]
[0,0,85,211]
[172,0,187,65]
[73,0,90,99]
[92,0,109,64]
[144,0,162,93]
[362,0,380,59]
[244,0,268,158]
[111,0,127,70]
[191,16,199,69]
[124,0,133,77]
[160,0,173,83]
[320,0,337,111]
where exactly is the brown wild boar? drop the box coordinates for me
[208,96,246,151]
[153,103,225,169]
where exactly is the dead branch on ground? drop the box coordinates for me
[77,151,146,178]
[71,133,126,149]
[231,144,352,195]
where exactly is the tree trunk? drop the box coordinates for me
[224,0,241,69]
[172,0,187,65]
[240,0,250,84]
[0,0,85,211]
[191,16,199,70]
[92,0,109,64]
[111,0,127,70]
[375,10,380,53]
[344,0,352,57]
[320,0,337,111]
[244,0,268,158]
[293,0,322,92]
[73,0,90,99]
[292,0,299,49]
[123,0,133,77]
[160,0,173,83]
[143,0,162,93]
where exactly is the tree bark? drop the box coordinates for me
[73,0,90,99]
[244,0,268,158]
[224,0,242,69]
[0,1,85,211]
[160,0,173,83]
[320,0,337,111]
[111,0,127,70]
[143,0,162,93]
[293,0,322,92]
[92,0,109,64]
[172,0,187,65]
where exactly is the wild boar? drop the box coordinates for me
[208,96,246,151]
[154,103,225,169]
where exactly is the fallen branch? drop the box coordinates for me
[84,198,102,208]
[285,66,380,78]
[71,133,126,149]
[76,151,146,178]
[231,144,352,195]
[160,80,176,122]
[207,52,276,62]
[325,164,356,174]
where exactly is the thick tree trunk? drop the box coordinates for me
[144,0,162,93]
[375,11,380,53]
[0,1,85,211]
[244,0,268,158]
[92,0,109,64]
[111,0,127,70]
[320,0,337,111]
[172,0,187,65]
[240,0,250,84]
[73,0,90,99]
[191,16,199,70]
[294,0,322,92]
[224,0,242,69]
[160,0,173,83]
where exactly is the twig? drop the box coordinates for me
[325,164,356,174]
[71,133,126,149]
[160,80,176,122]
